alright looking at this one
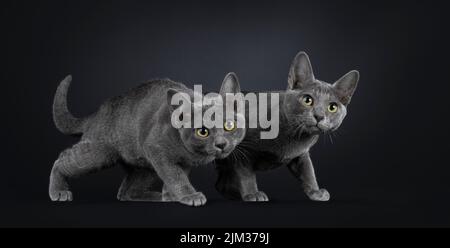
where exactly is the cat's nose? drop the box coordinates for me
[314,114,324,122]
[215,139,228,151]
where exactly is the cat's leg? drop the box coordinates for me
[287,152,330,201]
[49,140,117,201]
[117,167,163,201]
[215,159,242,200]
[160,166,206,206]
[216,159,268,202]
[145,149,206,207]
[161,184,176,202]
[235,163,268,202]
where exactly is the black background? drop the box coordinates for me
[1,0,449,227]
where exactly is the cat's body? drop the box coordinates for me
[216,52,359,201]
[50,74,245,206]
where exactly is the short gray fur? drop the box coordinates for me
[50,73,245,206]
[215,51,359,202]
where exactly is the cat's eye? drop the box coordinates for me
[301,95,314,106]
[224,120,236,132]
[328,102,338,113]
[195,127,209,138]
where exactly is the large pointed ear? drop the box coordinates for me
[333,70,359,105]
[167,88,191,112]
[219,72,241,95]
[288,51,315,90]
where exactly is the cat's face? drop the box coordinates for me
[283,52,359,134]
[168,73,246,159]
[178,113,246,159]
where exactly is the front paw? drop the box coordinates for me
[306,188,330,201]
[50,190,73,202]
[179,192,207,207]
[243,191,269,202]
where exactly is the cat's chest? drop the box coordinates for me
[281,137,316,159]
[254,134,318,170]
[181,150,216,167]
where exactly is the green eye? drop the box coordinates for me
[224,120,236,132]
[302,95,314,106]
[195,127,209,138]
[328,103,338,113]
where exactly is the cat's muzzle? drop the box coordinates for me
[215,149,232,159]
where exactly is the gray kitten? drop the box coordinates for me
[50,73,245,206]
[215,52,359,202]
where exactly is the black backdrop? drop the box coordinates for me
[1,0,449,227]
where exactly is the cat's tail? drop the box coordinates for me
[53,75,85,136]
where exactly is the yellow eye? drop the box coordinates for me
[195,127,209,138]
[302,95,314,106]
[224,120,236,132]
[328,103,338,113]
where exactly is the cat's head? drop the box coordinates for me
[283,51,359,134]
[167,73,246,160]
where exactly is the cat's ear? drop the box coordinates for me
[219,72,241,95]
[288,51,315,90]
[332,70,359,105]
[167,88,191,112]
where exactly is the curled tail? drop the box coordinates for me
[53,75,85,136]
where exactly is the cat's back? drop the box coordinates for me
[95,78,186,115]
[109,78,187,105]
[82,78,188,139]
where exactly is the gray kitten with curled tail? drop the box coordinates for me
[50,73,245,206]
[216,52,359,202]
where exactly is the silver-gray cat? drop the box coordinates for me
[216,52,359,202]
[50,73,245,206]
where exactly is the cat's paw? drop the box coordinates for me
[179,192,207,207]
[50,190,73,201]
[306,188,330,201]
[243,191,269,202]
